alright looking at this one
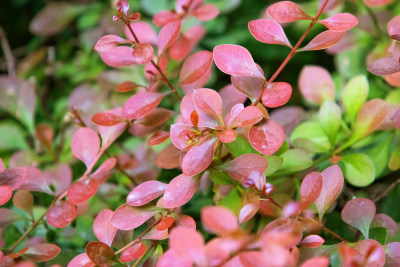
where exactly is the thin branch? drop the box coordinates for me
[0,27,16,77]
[374,178,400,203]
[300,217,350,243]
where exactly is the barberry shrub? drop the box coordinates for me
[0,0,400,266]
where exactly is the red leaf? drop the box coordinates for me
[120,241,146,262]
[318,13,358,31]
[68,253,95,267]
[248,119,285,155]
[100,46,141,67]
[158,20,181,56]
[201,206,238,233]
[0,158,4,173]
[228,105,264,128]
[157,216,175,231]
[25,243,61,262]
[47,200,77,228]
[44,164,72,196]
[92,112,125,126]
[67,178,98,205]
[180,92,219,128]
[126,180,168,206]
[300,256,329,267]
[299,172,323,211]
[93,209,117,246]
[301,30,345,51]
[132,43,154,64]
[386,242,400,266]
[248,19,292,47]
[267,1,312,22]
[0,186,12,206]
[300,235,325,248]
[216,129,237,143]
[86,241,115,267]
[388,15,400,41]
[122,92,167,120]
[0,167,28,190]
[364,0,395,7]
[368,57,400,76]
[116,81,140,93]
[342,198,376,238]
[148,131,170,146]
[354,239,385,266]
[239,193,260,223]
[179,51,213,85]
[135,108,172,127]
[262,82,292,108]
[0,208,20,227]
[231,75,264,102]
[192,89,223,121]
[169,35,191,61]
[193,4,219,21]
[176,214,197,230]
[13,190,34,217]
[298,65,335,105]
[372,214,399,237]
[71,128,100,168]
[315,165,344,219]
[222,153,268,182]
[181,138,216,176]
[156,144,181,169]
[19,167,52,195]
[91,157,117,184]
[181,70,211,94]
[169,227,204,264]
[163,174,199,209]
[213,44,263,77]
[111,204,157,230]
[94,35,128,53]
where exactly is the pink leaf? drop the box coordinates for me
[94,35,128,53]
[193,4,219,21]
[157,216,175,231]
[169,228,204,265]
[13,190,34,217]
[71,128,100,169]
[91,157,117,184]
[25,243,61,262]
[228,105,263,128]
[157,250,192,267]
[239,193,260,223]
[262,82,292,108]
[169,35,192,61]
[120,241,146,262]
[0,158,4,173]
[201,206,238,233]
[386,242,400,266]
[192,88,223,121]
[68,253,95,267]
[231,76,264,102]
[0,186,12,206]
[364,0,395,7]
[248,19,292,47]
[299,172,323,211]
[181,138,216,176]
[163,174,199,209]
[176,214,197,230]
[372,214,399,237]
[301,30,345,51]
[100,46,140,67]
[368,57,400,76]
[47,200,77,228]
[180,92,218,128]
[394,109,400,129]
[388,15,400,41]
[98,108,128,149]
[298,65,335,105]
[179,51,213,85]
[142,225,169,240]
[213,44,263,77]
[91,112,126,126]
[19,167,52,195]
[222,153,268,182]
[0,167,28,190]
[216,129,237,143]
[111,204,157,230]
[148,131,170,146]
[315,165,344,219]
[125,22,157,45]
[267,1,312,22]
[44,164,72,196]
[300,256,329,267]
[153,11,180,27]
[122,92,167,120]
[126,180,167,206]
[354,239,385,266]
[93,209,117,246]
[131,43,154,64]
[248,119,285,155]
[319,13,358,31]
[0,208,20,227]
[300,235,325,248]
[67,178,98,205]
[342,198,376,238]
[86,241,115,266]
[158,20,181,56]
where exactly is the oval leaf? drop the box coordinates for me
[71,128,100,169]
[318,13,358,31]
[47,200,77,228]
[262,82,292,108]
[25,243,61,262]
[67,178,98,205]
[267,1,312,22]
[0,186,12,206]
[249,119,285,155]
[163,174,199,209]
[111,204,157,230]
[122,92,167,120]
[299,172,323,211]
[301,30,344,51]
[127,180,168,206]
[181,138,216,176]
[120,241,146,263]
[342,198,376,238]
[201,206,238,233]
[93,209,117,246]
[86,241,115,267]
[248,19,292,47]
[179,51,213,85]
[158,20,181,56]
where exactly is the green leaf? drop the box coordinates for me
[365,133,392,177]
[290,121,331,153]
[264,155,283,176]
[342,75,369,123]
[369,227,388,245]
[339,153,375,187]
[275,140,289,156]
[140,0,172,15]
[210,0,241,13]
[318,100,341,145]
[218,187,241,216]
[225,135,258,157]
[0,121,29,151]
[209,170,235,185]
[389,144,400,171]
[385,88,400,105]
[278,149,313,173]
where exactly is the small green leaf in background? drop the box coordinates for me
[225,135,258,157]
[290,121,331,153]
[342,75,369,123]
[386,88,400,105]
[209,170,235,185]
[365,133,392,177]
[265,155,283,176]
[389,144,400,171]
[369,227,388,245]
[339,153,375,187]
[278,149,313,173]
[218,187,241,216]
[318,100,341,145]
[0,121,29,151]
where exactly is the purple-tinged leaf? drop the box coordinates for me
[0,158,4,173]
[354,239,385,266]
[388,15,400,41]
[248,19,292,47]
[169,228,204,265]
[386,242,400,266]
[93,209,117,246]
[222,154,268,182]
[372,214,399,237]
[300,257,329,267]
[111,204,157,230]
[158,20,181,56]
[315,165,344,219]
[98,108,127,149]
[368,57,400,76]
[228,105,263,128]
[120,241,146,262]
[249,119,285,155]
[231,76,264,102]
[163,174,199,209]
[19,167,52,195]
[0,208,21,227]
[86,241,115,267]
[25,243,61,262]
[262,82,292,108]
[71,128,100,169]
[301,30,345,51]
[267,1,312,22]
[300,235,325,248]
[47,200,77,228]
[181,138,216,176]
[201,206,238,234]
[0,186,12,206]
[213,44,263,77]
[319,13,358,31]
[122,92,167,120]
[44,164,72,196]
[0,167,28,190]
[299,172,323,211]
[91,112,126,126]
[342,198,376,238]
[179,51,213,85]
[127,180,167,206]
